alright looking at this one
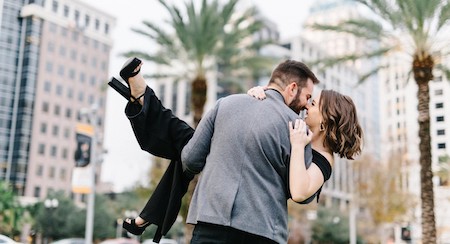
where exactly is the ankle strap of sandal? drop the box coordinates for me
[130,92,145,103]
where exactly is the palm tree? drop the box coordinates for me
[123,0,275,240]
[123,0,275,127]
[308,0,450,242]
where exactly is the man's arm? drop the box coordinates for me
[181,100,221,174]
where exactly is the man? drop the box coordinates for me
[181,60,320,243]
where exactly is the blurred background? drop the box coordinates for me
[0,0,449,243]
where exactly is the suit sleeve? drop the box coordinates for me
[125,86,195,160]
[181,99,221,174]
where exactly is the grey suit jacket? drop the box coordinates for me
[181,89,312,243]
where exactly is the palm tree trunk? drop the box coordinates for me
[191,76,207,127]
[181,75,207,242]
[413,52,436,243]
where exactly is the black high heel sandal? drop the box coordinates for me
[122,218,150,235]
[120,57,143,102]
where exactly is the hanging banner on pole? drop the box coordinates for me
[74,123,93,167]
[72,123,94,194]
[72,166,94,194]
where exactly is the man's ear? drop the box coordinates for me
[290,82,298,97]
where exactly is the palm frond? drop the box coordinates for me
[438,1,450,30]
[311,46,393,69]
[356,65,388,86]
[143,73,177,80]
[309,17,385,41]
[120,51,171,66]
[435,63,450,82]
[140,21,176,49]
[356,0,402,28]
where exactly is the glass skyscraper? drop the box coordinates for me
[0,0,115,198]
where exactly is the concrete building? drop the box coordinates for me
[0,0,115,201]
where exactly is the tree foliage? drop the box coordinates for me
[354,154,416,225]
[123,0,275,126]
[0,181,24,238]
[311,206,352,244]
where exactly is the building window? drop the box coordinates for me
[64,128,70,139]
[67,88,73,99]
[435,89,443,95]
[46,61,53,72]
[72,31,79,42]
[54,105,60,116]
[81,54,87,64]
[52,0,58,13]
[74,10,80,22]
[63,5,69,17]
[38,144,45,155]
[90,76,96,86]
[56,84,63,96]
[85,15,90,27]
[65,108,72,118]
[49,166,55,178]
[80,72,86,83]
[59,46,66,56]
[60,168,66,180]
[70,49,77,61]
[95,19,100,30]
[436,103,444,109]
[44,81,51,92]
[438,143,446,149]
[62,148,68,159]
[42,102,49,112]
[33,186,41,198]
[437,129,445,135]
[40,123,47,134]
[78,92,84,102]
[50,145,57,157]
[52,125,59,136]
[105,23,109,34]
[47,42,55,52]
[436,116,445,122]
[435,76,443,82]
[36,165,43,177]
[58,65,65,76]
[69,69,76,80]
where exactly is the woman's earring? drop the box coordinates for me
[320,123,325,132]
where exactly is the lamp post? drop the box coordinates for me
[44,198,59,244]
[79,104,98,244]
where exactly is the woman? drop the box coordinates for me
[250,87,363,202]
[118,57,363,236]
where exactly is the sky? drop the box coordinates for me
[79,0,314,192]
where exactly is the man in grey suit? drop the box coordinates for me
[181,60,320,243]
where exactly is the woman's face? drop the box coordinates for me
[304,92,323,130]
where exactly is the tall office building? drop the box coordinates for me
[0,0,115,200]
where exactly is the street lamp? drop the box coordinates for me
[44,198,59,244]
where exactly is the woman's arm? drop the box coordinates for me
[288,119,325,202]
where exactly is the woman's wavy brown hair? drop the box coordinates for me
[319,90,363,159]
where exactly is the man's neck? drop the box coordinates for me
[267,84,288,104]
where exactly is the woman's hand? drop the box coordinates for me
[289,119,312,147]
[247,86,267,100]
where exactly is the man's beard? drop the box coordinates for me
[288,95,305,114]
